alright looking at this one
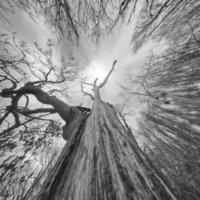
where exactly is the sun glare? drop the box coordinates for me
[86,61,107,83]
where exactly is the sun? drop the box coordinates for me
[92,65,107,82]
[85,61,107,83]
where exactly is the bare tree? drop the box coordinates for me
[28,60,178,200]
[127,8,200,198]
[132,0,200,51]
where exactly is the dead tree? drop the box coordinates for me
[0,34,178,198]
[0,36,178,200]
[32,60,178,200]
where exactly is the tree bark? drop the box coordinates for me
[36,87,178,200]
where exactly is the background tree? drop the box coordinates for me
[132,0,200,51]
[0,122,62,200]
[0,0,139,43]
[0,33,84,199]
[124,5,200,198]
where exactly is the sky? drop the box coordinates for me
[0,5,161,139]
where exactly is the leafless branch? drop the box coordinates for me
[16,108,56,115]
[80,83,94,100]
[81,81,95,87]
[99,59,117,88]
[0,118,34,136]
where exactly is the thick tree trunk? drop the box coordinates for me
[36,88,177,200]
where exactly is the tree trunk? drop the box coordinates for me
[36,88,178,200]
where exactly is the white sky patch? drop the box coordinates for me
[84,60,108,84]
[0,7,52,46]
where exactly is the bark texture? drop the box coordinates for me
[36,88,177,200]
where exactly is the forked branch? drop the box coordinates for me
[80,83,94,100]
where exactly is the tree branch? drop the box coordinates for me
[81,81,94,87]
[16,108,56,115]
[1,82,81,122]
[0,118,34,136]
[80,83,94,100]
[0,75,17,93]
[99,60,117,88]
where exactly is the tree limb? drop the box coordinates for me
[80,83,94,100]
[16,108,57,115]
[99,60,117,89]
[1,82,81,122]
